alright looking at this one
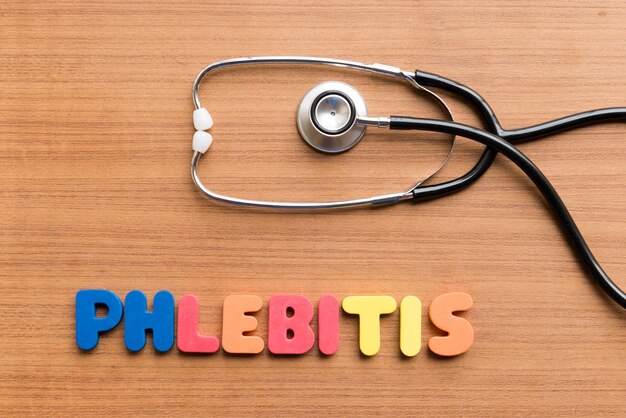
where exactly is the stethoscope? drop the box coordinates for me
[190,56,626,310]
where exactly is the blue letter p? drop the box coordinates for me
[76,290,123,350]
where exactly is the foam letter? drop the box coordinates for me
[222,295,264,354]
[75,290,123,350]
[400,296,422,357]
[318,294,339,355]
[428,292,474,356]
[124,290,175,352]
[177,294,220,353]
[267,295,314,355]
[342,296,397,356]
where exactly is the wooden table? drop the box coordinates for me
[1,1,625,416]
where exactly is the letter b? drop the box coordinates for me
[268,295,315,355]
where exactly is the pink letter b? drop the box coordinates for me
[268,295,315,355]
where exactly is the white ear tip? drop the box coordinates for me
[193,130,213,153]
[193,108,213,130]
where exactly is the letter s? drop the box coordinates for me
[428,292,473,356]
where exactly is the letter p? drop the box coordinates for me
[76,290,123,350]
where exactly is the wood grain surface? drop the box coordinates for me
[1,1,625,416]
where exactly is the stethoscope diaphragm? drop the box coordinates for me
[297,81,366,153]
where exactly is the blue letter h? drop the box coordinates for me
[124,290,175,352]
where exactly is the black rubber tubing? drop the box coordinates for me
[391,116,626,310]
[410,70,626,201]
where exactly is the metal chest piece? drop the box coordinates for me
[296,81,367,153]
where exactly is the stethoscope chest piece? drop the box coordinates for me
[297,81,367,153]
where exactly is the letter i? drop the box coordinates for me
[400,296,421,357]
[318,295,339,355]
